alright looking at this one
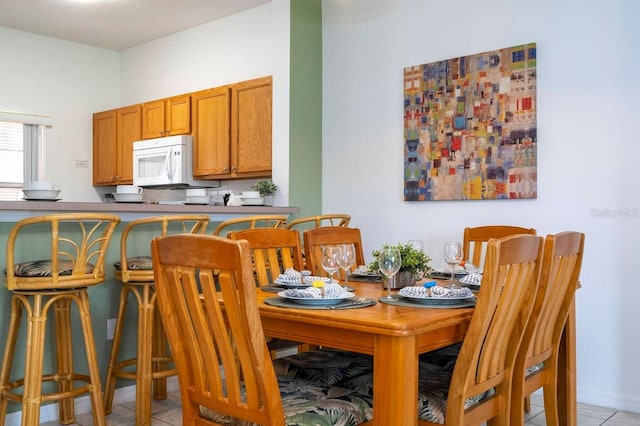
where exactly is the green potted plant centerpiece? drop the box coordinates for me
[252,179,278,206]
[368,242,432,288]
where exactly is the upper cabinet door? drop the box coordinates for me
[191,87,231,177]
[93,109,118,185]
[116,105,142,183]
[231,76,272,176]
[166,95,191,136]
[142,100,166,139]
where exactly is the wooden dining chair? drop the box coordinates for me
[227,227,310,357]
[511,231,585,425]
[303,226,366,281]
[463,225,536,267]
[227,228,304,286]
[286,214,351,268]
[413,234,543,425]
[151,234,373,425]
[212,214,288,237]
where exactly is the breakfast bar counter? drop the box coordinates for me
[0,201,299,222]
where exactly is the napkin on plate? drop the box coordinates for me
[353,265,372,275]
[276,268,331,285]
[282,283,347,298]
[398,285,473,299]
[459,272,483,286]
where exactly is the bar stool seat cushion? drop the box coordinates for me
[199,375,373,425]
[10,259,94,277]
[272,348,373,387]
[113,256,153,271]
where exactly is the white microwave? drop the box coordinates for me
[133,135,219,188]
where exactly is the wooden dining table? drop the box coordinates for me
[256,279,577,426]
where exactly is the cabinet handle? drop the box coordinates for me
[231,166,237,172]
[223,168,229,173]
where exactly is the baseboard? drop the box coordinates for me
[4,377,180,426]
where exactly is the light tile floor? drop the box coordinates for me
[38,391,640,426]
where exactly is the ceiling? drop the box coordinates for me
[0,0,271,51]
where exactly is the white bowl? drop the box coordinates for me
[22,189,61,200]
[24,181,55,190]
[241,197,265,206]
[186,188,206,197]
[241,191,261,198]
[185,196,210,204]
[113,193,143,202]
[116,185,143,194]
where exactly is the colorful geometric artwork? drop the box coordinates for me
[403,43,537,201]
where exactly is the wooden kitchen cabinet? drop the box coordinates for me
[192,76,272,179]
[92,105,141,185]
[191,86,231,176]
[142,94,191,139]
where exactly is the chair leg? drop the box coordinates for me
[54,298,75,424]
[21,294,47,426]
[542,357,561,426]
[103,285,132,414]
[0,296,25,425]
[152,305,168,400]
[524,395,531,412]
[77,290,107,426]
[136,284,154,425]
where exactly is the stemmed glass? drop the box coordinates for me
[338,243,356,289]
[443,242,463,288]
[408,239,424,252]
[321,245,341,284]
[379,247,401,301]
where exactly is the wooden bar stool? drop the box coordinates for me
[0,213,120,426]
[103,215,209,426]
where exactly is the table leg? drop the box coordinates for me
[557,299,577,426]
[373,335,418,426]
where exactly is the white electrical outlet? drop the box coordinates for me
[107,318,117,340]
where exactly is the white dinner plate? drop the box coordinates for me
[277,291,355,305]
[399,293,476,305]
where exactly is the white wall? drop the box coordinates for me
[0,27,120,202]
[322,0,640,412]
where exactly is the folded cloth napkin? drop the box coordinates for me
[276,268,331,285]
[353,265,372,275]
[399,285,473,299]
[282,283,347,298]
[459,272,483,286]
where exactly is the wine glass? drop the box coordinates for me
[338,243,356,289]
[379,247,401,301]
[443,242,463,288]
[321,245,341,284]
[407,239,424,252]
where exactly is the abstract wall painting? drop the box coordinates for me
[403,43,537,201]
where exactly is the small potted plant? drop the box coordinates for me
[252,179,278,206]
[368,243,432,288]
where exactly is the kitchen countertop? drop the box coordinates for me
[0,200,299,222]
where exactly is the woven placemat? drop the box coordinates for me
[260,285,355,293]
[378,296,476,309]
[264,297,377,310]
